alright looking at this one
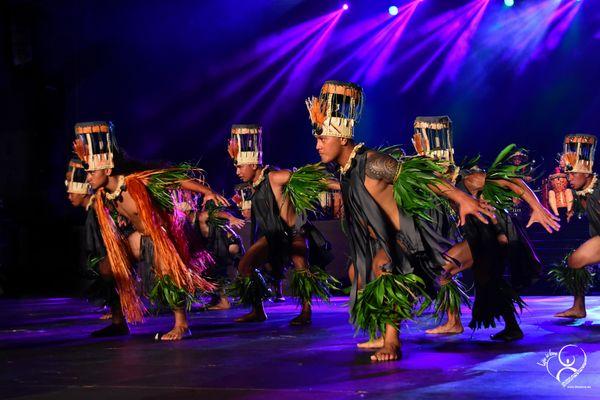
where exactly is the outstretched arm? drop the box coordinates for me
[432,179,496,225]
[216,210,245,229]
[494,178,560,233]
[365,152,495,225]
[180,179,230,206]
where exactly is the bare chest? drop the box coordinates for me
[113,191,145,232]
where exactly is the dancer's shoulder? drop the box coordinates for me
[365,151,397,182]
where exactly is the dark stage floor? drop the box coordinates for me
[1,296,599,399]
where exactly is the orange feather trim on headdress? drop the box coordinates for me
[124,175,215,294]
[562,152,578,169]
[305,97,328,126]
[72,138,87,162]
[227,138,239,161]
[93,191,145,323]
[412,134,425,155]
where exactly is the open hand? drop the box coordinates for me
[458,195,496,226]
[202,191,230,207]
[527,206,560,233]
[229,216,245,229]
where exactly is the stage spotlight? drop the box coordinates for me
[504,0,515,7]
[342,3,349,11]
[389,6,399,16]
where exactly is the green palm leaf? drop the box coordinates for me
[393,156,446,220]
[350,273,431,340]
[283,163,331,218]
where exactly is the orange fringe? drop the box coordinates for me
[72,138,87,162]
[413,134,424,155]
[125,176,215,294]
[93,191,145,323]
[307,97,328,126]
[562,152,578,168]
[227,139,239,161]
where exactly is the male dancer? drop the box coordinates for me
[228,124,336,325]
[197,200,245,310]
[411,117,558,340]
[75,121,225,340]
[232,183,286,302]
[66,158,92,209]
[307,81,496,361]
[66,158,117,323]
[551,134,598,319]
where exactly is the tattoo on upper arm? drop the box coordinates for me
[365,153,398,183]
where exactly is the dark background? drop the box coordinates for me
[1,0,599,296]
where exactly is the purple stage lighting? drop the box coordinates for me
[505,0,515,7]
[231,9,343,123]
[430,0,490,92]
[389,6,399,16]
[342,3,349,11]
[474,0,577,75]
[362,1,420,84]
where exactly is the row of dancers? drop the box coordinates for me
[64,80,598,362]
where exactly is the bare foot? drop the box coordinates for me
[554,307,586,319]
[370,343,401,362]
[99,312,113,320]
[208,297,231,311]
[160,325,191,341]
[426,321,464,335]
[357,337,384,349]
[235,310,267,323]
[290,311,311,326]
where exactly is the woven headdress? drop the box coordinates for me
[65,158,90,194]
[412,116,454,164]
[73,121,116,171]
[306,80,363,139]
[228,124,262,165]
[562,134,596,174]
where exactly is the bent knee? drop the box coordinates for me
[497,234,508,247]
[228,244,240,256]
[568,253,588,269]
